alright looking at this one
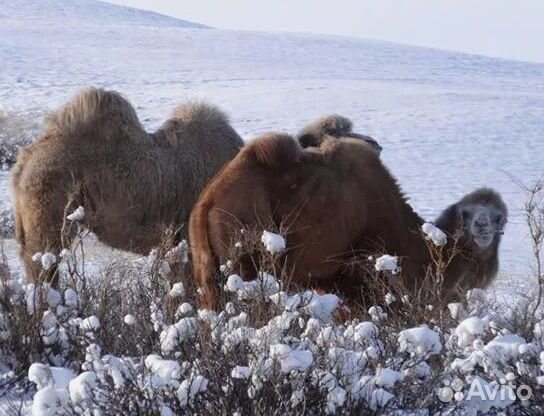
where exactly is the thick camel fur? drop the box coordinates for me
[189,133,506,309]
[12,87,243,284]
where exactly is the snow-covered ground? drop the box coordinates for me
[1,1,543,278]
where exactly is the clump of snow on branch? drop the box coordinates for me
[225,272,280,301]
[398,326,442,357]
[261,230,286,254]
[422,222,447,246]
[270,343,313,373]
[66,206,85,222]
[455,316,489,347]
[40,253,57,271]
[374,254,398,273]
[168,282,185,298]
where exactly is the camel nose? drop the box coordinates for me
[475,215,489,228]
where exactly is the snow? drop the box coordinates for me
[40,253,57,271]
[124,314,136,325]
[384,292,396,305]
[68,371,98,403]
[483,334,526,363]
[398,326,442,357]
[421,222,447,246]
[270,344,313,373]
[448,302,466,320]
[455,316,489,347]
[303,292,340,322]
[353,322,379,341]
[32,386,68,416]
[177,302,193,316]
[64,288,78,308]
[261,231,286,254]
[368,305,388,322]
[225,273,280,300]
[46,287,61,308]
[374,367,404,388]
[25,284,62,315]
[165,240,189,264]
[27,365,75,416]
[168,282,185,298]
[80,316,100,332]
[7,264,544,414]
[145,354,181,384]
[160,317,198,355]
[28,363,54,390]
[374,255,398,273]
[231,366,251,379]
[66,206,85,222]
[177,375,208,407]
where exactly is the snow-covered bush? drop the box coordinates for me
[0,195,544,414]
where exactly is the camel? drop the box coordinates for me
[189,133,507,310]
[12,87,244,284]
[296,114,382,155]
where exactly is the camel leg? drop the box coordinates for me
[192,251,219,310]
[21,230,63,286]
[16,202,66,286]
[189,203,219,311]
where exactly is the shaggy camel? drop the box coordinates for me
[12,87,243,284]
[296,114,382,155]
[189,133,507,309]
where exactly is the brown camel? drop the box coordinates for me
[12,87,243,284]
[189,133,507,309]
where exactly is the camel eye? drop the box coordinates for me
[495,214,503,224]
[460,209,471,220]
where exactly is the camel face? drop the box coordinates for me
[461,203,506,249]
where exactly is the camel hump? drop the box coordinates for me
[44,87,142,139]
[171,101,230,127]
[297,114,353,147]
[245,133,302,169]
[161,101,243,148]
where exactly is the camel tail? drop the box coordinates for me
[189,199,219,310]
[44,87,143,139]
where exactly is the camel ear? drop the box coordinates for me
[298,133,322,148]
[434,204,460,235]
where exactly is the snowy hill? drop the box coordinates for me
[0,0,207,29]
[1,0,544,277]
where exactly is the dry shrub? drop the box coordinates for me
[2,182,544,415]
[0,109,38,167]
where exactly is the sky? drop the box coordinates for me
[108,0,544,63]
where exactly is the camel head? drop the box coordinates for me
[296,114,382,155]
[435,188,507,253]
[460,200,506,250]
